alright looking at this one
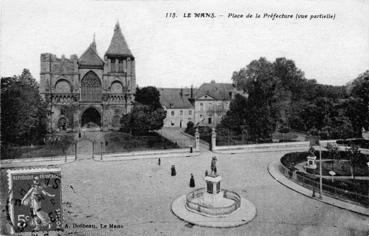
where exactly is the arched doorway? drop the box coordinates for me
[81,107,101,128]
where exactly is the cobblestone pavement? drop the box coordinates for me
[1,150,368,235]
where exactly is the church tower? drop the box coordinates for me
[40,23,136,132]
[104,22,135,106]
[102,22,136,129]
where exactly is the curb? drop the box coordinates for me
[93,150,201,162]
[0,156,76,168]
[267,160,369,216]
[212,147,307,154]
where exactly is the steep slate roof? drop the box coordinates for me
[79,41,104,66]
[105,22,133,57]
[195,82,234,100]
[159,88,194,109]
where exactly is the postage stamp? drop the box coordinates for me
[7,168,63,235]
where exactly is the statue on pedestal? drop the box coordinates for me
[210,156,217,176]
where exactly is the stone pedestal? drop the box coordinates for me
[211,127,216,151]
[306,155,317,169]
[204,175,222,204]
[195,128,200,151]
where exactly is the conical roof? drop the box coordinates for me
[79,41,104,66]
[105,22,133,57]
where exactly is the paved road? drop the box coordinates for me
[60,151,368,235]
[1,147,368,235]
[157,127,209,151]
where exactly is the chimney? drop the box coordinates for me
[180,88,183,97]
[190,85,193,99]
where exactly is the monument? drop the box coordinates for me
[171,157,256,227]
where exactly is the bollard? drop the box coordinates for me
[100,142,103,160]
[75,142,77,160]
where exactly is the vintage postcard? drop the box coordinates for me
[0,0,368,235]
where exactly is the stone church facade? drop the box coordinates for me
[40,23,136,132]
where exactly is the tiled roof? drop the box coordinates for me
[159,88,194,109]
[195,82,234,100]
[105,22,133,57]
[79,42,104,66]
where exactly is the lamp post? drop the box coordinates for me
[309,133,322,199]
[319,141,323,199]
[367,162,369,199]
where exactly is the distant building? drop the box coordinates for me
[39,23,136,132]
[194,81,234,127]
[159,81,245,128]
[159,88,195,128]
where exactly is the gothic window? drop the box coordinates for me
[111,81,123,93]
[111,59,116,72]
[118,59,124,72]
[200,103,204,111]
[81,71,102,101]
[55,80,71,93]
[171,111,175,116]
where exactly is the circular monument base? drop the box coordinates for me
[171,194,257,228]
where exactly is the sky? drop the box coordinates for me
[0,0,368,88]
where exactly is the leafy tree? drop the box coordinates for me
[120,86,166,135]
[185,121,194,133]
[231,58,277,141]
[135,86,162,109]
[219,94,248,134]
[346,71,369,134]
[1,69,47,146]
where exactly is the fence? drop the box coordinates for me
[216,133,302,146]
[185,188,241,216]
[279,163,369,206]
[92,135,193,157]
[1,142,77,160]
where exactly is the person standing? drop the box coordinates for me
[189,174,195,187]
[171,165,176,176]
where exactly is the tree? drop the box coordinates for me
[346,71,369,135]
[120,86,166,135]
[1,69,47,146]
[219,94,248,134]
[230,58,277,141]
[135,86,162,109]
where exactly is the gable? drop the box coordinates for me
[197,95,216,100]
